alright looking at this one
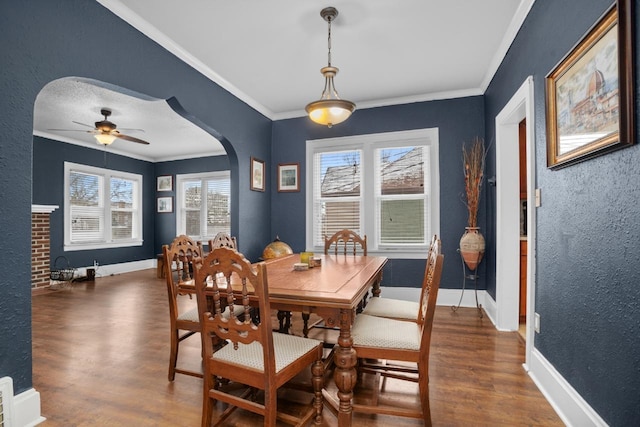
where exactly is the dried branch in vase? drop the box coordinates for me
[462,137,486,228]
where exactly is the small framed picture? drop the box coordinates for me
[157,196,173,213]
[157,175,173,191]
[250,157,265,192]
[278,163,300,192]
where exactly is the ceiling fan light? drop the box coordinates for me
[95,133,116,145]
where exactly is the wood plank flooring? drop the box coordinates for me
[32,269,562,426]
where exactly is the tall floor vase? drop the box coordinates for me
[453,227,485,317]
[459,227,485,271]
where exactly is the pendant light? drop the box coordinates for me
[305,7,356,127]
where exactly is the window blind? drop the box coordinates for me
[70,171,104,242]
[110,177,136,240]
[375,146,429,245]
[66,163,142,249]
[177,172,230,241]
[312,150,362,246]
[205,178,231,235]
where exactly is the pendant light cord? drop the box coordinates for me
[327,15,332,67]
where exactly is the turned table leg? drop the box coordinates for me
[333,308,357,426]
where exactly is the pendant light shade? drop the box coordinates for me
[305,7,355,127]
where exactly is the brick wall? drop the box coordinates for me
[31,205,58,289]
[32,212,51,288]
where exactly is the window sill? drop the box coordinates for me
[313,248,428,259]
[64,240,143,252]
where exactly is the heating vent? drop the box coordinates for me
[0,377,14,427]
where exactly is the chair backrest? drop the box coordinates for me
[162,235,205,314]
[209,232,237,251]
[417,235,439,313]
[417,238,444,357]
[193,248,277,375]
[324,229,367,256]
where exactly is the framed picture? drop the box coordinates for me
[545,0,635,169]
[277,163,300,192]
[157,196,173,213]
[250,157,265,191]
[157,175,173,191]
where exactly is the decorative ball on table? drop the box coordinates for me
[262,235,293,260]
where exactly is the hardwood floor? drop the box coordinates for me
[32,269,562,426]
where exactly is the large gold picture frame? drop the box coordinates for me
[545,0,635,169]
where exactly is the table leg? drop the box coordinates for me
[276,310,291,334]
[333,308,357,426]
[371,271,382,298]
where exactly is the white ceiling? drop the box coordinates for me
[33,0,534,162]
[33,78,226,162]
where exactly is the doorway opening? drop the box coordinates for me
[495,76,536,369]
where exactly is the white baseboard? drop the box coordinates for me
[13,388,45,427]
[383,288,606,426]
[73,259,155,280]
[480,292,498,328]
[529,349,607,427]
[376,286,489,311]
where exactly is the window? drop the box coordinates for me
[64,162,142,250]
[176,171,231,241]
[306,128,439,258]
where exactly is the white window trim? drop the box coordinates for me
[175,170,231,242]
[64,162,143,251]
[306,128,440,259]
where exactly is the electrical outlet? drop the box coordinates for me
[534,312,541,333]
[93,260,98,268]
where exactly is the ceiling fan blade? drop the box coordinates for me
[116,134,150,145]
[47,128,90,132]
[118,127,145,133]
[71,121,96,129]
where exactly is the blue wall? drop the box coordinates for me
[1,0,271,394]
[33,136,233,264]
[271,97,486,289]
[3,0,639,423]
[33,137,156,268]
[483,0,640,424]
[154,155,231,253]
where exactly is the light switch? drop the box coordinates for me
[535,188,541,207]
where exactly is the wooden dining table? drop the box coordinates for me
[261,253,387,426]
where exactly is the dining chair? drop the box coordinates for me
[324,229,367,256]
[194,247,325,427]
[162,235,205,381]
[361,235,439,322]
[208,231,237,251]
[163,235,244,381]
[348,238,444,425]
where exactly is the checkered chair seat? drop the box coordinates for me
[213,332,323,373]
[352,314,420,350]
[362,297,419,321]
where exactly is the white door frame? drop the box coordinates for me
[495,76,536,368]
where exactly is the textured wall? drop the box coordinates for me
[33,137,156,268]
[272,97,486,289]
[1,0,271,394]
[484,0,640,424]
[154,155,231,255]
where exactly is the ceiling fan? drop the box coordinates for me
[49,108,150,146]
